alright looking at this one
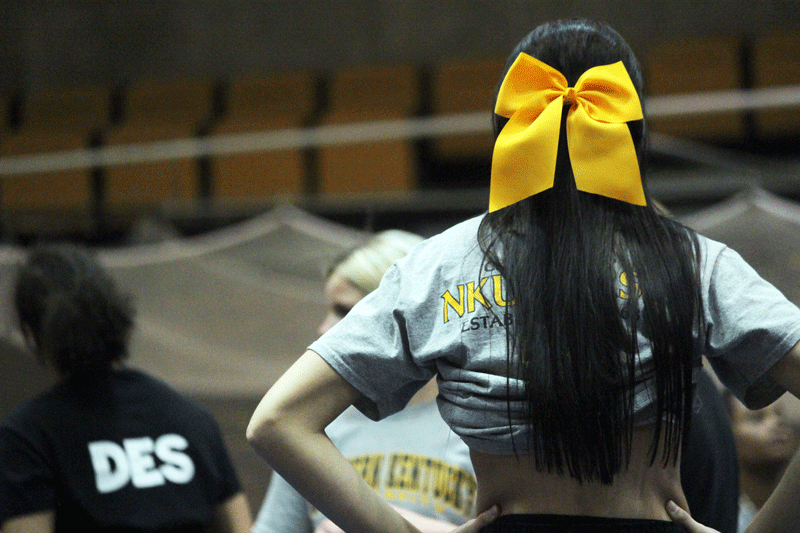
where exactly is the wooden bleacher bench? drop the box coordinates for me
[750,30,800,141]
[0,83,111,235]
[100,76,214,214]
[643,35,747,145]
[427,56,505,162]
[316,63,420,195]
[209,71,317,200]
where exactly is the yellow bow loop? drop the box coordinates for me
[489,53,646,212]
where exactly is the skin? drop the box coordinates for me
[731,396,795,469]
[249,269,487,533]
[1,483,252,533]
[210,493,254,533]
[730,395,796,510]
[319,272,367,336]
[319,271,439,407]
[248,350,497,533]
[471,426,687,520]
[248,339,800,533]
[668,343,800,533]
[1,511,54,533]
[2,495,252,533]
[307,270,452,533]
[248,232,800,532]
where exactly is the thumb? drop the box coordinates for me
[665,500,719,533]
[665,500,688,521]
[452,505,500,533]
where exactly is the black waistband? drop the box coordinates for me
[480,513,686,533]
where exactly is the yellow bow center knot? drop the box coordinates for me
[563,87,577,105]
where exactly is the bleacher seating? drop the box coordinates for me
[209,71,317,200]
[0,30,799,241]
[643,35,747,144]
[427,57,505,162]
[0,83,110,231]
[315,63,420,195]
[750,30,800,141]
[100,76,214,214]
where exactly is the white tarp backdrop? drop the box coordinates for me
[0,204,366,410]
[679,187,800,306]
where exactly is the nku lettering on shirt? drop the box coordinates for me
[441,270,639,327]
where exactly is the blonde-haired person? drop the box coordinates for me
[318,230,427,335]
[252,230,477,533]
[248,18,800,533]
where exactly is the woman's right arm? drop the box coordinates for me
[247,350,498,533]
[246,350,422,533]
[210,492,252,533]
[739,341,800,533]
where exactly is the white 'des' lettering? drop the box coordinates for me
[87,433,195,494]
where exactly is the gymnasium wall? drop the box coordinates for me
[1,0,798,88]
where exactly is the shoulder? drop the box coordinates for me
[693,233,727,259]
[391,215,486,283]
[413,215,485,258]
[118,368,191,401]
[692,233,756,286]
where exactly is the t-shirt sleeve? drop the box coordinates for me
[252,472,314,533]
[309,263,438,421]
[0,425,55,524]
[703,245,800,409]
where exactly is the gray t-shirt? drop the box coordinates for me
[310,214,800,455]
[253,401,475,533]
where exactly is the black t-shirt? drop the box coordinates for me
[0,368,241,531]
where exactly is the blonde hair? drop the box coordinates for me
[331,230,424,294]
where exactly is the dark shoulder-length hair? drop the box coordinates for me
[479,19,704,483]
[14,243,135,378]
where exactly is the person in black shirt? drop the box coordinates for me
[0,244,252,532]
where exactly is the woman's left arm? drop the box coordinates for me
[667,448,800,533]
[669,340,800,533]
[246,350,421,533]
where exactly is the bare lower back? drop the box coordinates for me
[470,425,688,520]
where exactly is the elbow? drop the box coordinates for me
[246,406,283,458]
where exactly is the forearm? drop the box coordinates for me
[670,343,800,533]
[210,492,252,533]
[250,420,418,533]
[743,446,800,533]
[1,510,55,533]
[745,342,800,532]
[247,351,419,533]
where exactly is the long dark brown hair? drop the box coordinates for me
[479,19,704,484]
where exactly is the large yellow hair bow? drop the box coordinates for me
[489,53,646,212]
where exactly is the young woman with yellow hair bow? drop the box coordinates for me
[247,19,800,533]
